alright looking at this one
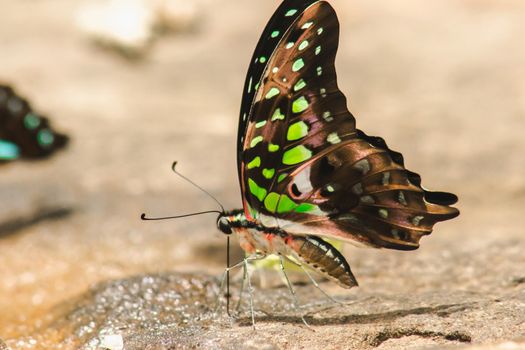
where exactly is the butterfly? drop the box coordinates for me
[0,84,68,162]
[214,0,460,292]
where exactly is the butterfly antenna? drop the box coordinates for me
[171,161,225,213]
[141,211,221,221]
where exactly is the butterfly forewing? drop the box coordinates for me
[238,0,321,174]
[240,2,356,216]
[238,1,459,250]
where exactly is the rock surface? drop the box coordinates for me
[1,0,524,349]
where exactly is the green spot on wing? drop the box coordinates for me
[271,108,285,121]
[287,121,309,141]
[268,143,280,152]
[292,96,308,113]
[285,42,295,49]
[327,132,341,144]
[37,129,54,148]
[247,156,261,169]
[292,58,305,72]
[255,120,267,129]
[262,168,275,179]
[294,79,306,92]
[285,9,298,17]
[323,111,333,121]
[250,136,263,148]
[271,30,280,38]
[264,192,280,213]
[0,140,20,160]
[24,113,41,130]
[315,46,321,55]
[277,173,288,183]
[248,178,267,202]
[264,193,297,213]
[259,56,267,63]
[265,87,280,99]
[298,40,309,51]
[283,145,312,165]
[301,22,314,29]
[277,194,297,213]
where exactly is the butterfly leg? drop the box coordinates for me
[278,255,311,328]
[215,258,248,314]
[235,252,266,313]
[282,255,343,305]
[244,257,257,329]
[215,253,266,321]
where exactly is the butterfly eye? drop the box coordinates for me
[217,217,232,235]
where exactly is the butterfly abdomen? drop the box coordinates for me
[287,234,358,288]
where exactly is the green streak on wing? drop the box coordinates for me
[294,79,306,92]
[292,96,308,113]
[295,203,320,214]
[287,121,309,141]
[248,178,267,202]
[255,120,267,129]
[283,145,312,165]
[250,136,264,148]
[277,173,287,183]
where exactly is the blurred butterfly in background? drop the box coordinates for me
[0,84,68,163]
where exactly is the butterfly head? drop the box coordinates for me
[217,215,232,235]
[217,210,246,235]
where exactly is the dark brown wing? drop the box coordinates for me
[0,84,68,161]
[238,1,459,250]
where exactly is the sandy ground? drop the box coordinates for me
[0,0,524,349]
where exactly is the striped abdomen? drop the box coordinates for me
[287,235,358,289]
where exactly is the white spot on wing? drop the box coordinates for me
[294,166,313,194]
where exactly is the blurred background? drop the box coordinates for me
[0,0,524,347]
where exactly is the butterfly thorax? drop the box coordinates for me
[219,210,358,288]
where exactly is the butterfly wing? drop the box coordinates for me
[238,1,459,250]
[0,85,68,161]
[237,0,321,179]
